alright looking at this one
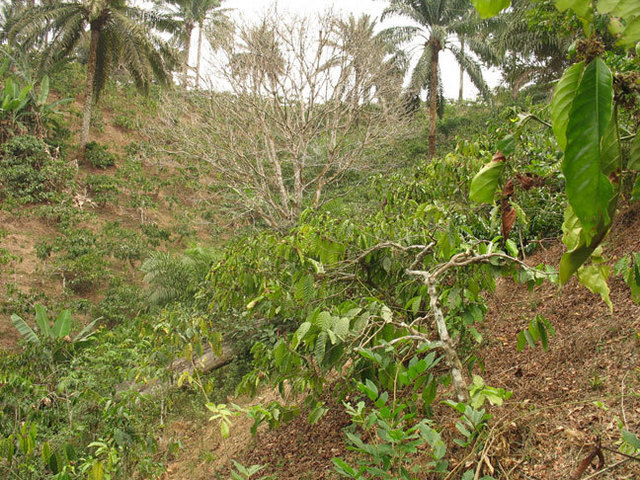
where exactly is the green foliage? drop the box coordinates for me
[11,303,98,346]
[562,57,614,239]
[517,314,556,351]
[333,380,448,479]
[141,246,218,306]
[614,253,640,303]
[0,52,72,142]
[85,142,117,169]
[85,174,120,206]
[230,460,267,480]
[0,135,73,204]
[469,154,506,203]
[472,0,510,18]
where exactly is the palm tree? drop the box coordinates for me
[155,0,226,87]
[382,0,498,158]
[196,4,232,88]
[333,14,409,108]
[491,0,571,98]
[8,0,177,147]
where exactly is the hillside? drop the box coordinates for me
[1,1,640,478]
[155,205,640,480]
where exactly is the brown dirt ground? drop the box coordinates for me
[160,204,640,480]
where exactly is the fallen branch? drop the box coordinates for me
[119,342,236,397]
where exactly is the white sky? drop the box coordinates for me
[193,0,502,100]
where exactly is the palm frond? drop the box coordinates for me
[448,43,491,101]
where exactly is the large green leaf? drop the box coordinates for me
[599,111,620,175]
[52,310,72,338]
[38,76,50,106]
[618,17,640,48]
[74,318,99,343]
[562,57,614,238]
[11,314,40,344]
[559,201,616,283]
[34,304,52,338]
[597,0,640,18]
[551,61,585,151]
[471,0,510,18]
[577,264,612,311]
[469,154,505,203]
[629,134,640,170]
[556,0,594,19]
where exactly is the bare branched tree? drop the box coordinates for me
[154,13,409,228]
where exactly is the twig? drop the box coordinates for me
[601,445,640,462]
[621,372,629,430]
[580,459,629,479]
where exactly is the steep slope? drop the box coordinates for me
[158,204,640,480]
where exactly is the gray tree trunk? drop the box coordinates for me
[196,21,204,88]
[428,42,440,160]
[81,28,100,149]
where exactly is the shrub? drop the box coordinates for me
[85,174,120,206]
[85,141,117,169]
[0,135,73,204]
[51,228,109,293]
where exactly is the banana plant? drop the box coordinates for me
[11,304,99,345]
[1,76,32,115]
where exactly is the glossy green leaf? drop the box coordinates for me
[599,112,620,175]
[469,157,505,203]
[577,264,612,311]
[38,76,50,105]
[471,0,510,18]
[556,0,593,19]
[598,0,640,17]
[52,310,72,337]
[11,314,40,344]
[308,404,328,425]
[292,321,311,349]
[559,206,610,283]
[618,17,640,48]
[562,57,614,237]
[34,304,52,338]
[497,134,515,156]
[551,61,585,151]
[621,429,640,450]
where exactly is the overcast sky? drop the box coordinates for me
[197,0,502,100]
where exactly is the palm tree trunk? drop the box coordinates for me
[458,39,464,102]
[183,22,194,86]
[428,44,439,160]
[81,28,100,149]
[196,21,203,88]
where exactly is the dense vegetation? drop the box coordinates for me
[0,0,639,479]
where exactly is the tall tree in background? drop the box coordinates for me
[8,0,176,147]
[382,0,498,158]
[334,14,408,108]
[156,0,226,86]
[196,4,232,88]
[493,0,573,98]
[155,14,408,228]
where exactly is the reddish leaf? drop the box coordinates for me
[516,173,544,190]
[501,201,516,239]
[493,151,507,163]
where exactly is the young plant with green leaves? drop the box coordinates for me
[469,0,640,306]
[11,303,98,345]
